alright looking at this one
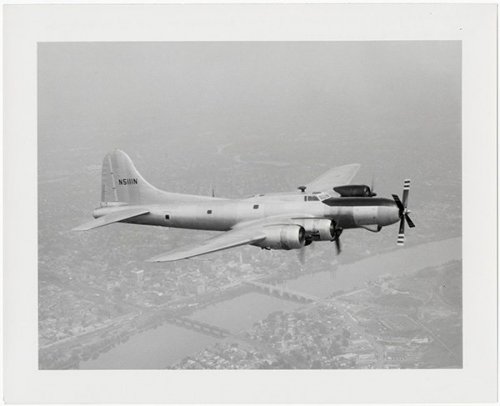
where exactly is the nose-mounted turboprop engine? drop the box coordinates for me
[392,179,415,246]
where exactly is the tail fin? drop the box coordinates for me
[101,150,159,204]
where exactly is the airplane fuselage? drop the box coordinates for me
[93,193,400,232]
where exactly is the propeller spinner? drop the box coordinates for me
[392,179,415,246]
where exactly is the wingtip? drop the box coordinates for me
[145,255,175,263]
[72,225,88,232]
[146,252,190,263]
[145,257,160,263]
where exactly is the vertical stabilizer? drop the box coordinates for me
[101,150,158,204]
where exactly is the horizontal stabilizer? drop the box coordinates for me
[73,208,150,231]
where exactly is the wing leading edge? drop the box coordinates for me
[147,227,266,262]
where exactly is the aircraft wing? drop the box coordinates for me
[72,207,149,231]
[147,227,266,263]
[305,163,361,192]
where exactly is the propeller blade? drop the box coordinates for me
[392,194,404,212]
[397,233,405,246]
[297,246,306,265]
[397,217,405,246]
[398,217,405,235]
[405,214,415,228]
[402,179,410,207]
[334,238,342,254]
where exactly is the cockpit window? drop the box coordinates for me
[306,195,320,201]
[317,193,331,201]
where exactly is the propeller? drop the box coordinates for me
[392,179,415,246]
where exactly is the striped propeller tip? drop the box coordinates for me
[397,234,405,246]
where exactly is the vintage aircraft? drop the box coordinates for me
[74,150,415,262]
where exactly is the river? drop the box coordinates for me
[79,237,461,369]
[282,237,461,298]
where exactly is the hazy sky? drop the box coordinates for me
[39,41,460,155]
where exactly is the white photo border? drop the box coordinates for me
[3,3,497,403]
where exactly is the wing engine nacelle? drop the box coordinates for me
[295,218,336,241]
[256,225,306,250]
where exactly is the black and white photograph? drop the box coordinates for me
[3,3,497,404]
[38,41,462,370]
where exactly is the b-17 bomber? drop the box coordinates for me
[74,150,415,262]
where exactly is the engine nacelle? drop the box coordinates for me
[295,219,336,241]
[256,225,306,250]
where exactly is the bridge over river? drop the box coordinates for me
[168,316,230,338]
[244,280,319,303]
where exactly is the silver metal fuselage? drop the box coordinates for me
[93,193,401,232]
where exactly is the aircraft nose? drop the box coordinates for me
[377,203,401,226]
[391,203,401,224]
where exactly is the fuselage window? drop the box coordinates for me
[165,214,170,220]
[207,209,212,214]
[253,204,259,209]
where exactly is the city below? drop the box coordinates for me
[39,237,462,370]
